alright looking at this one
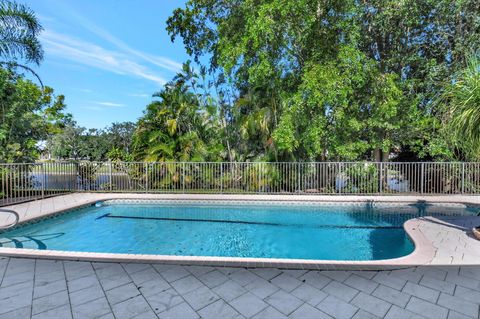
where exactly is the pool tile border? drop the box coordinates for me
[103,198,476,208]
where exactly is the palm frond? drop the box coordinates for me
[0,61,43,87]
[0,0,42,35]
[0,0,43,64]
[441,55,480,158]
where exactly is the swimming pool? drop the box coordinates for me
[0,200,477,261]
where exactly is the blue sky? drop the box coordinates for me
[24,0,189,129]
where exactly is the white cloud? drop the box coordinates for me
[94,101,126,107]
[82,23,182,73]
[82,101,126,111]
[56,8,182,73]
[76,88,93,93]
[129,93,150,98]
[36,14,55,23]
[40,30,167,86]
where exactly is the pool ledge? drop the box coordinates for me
[3,194,470,270]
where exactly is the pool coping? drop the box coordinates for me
[0,193,478,270]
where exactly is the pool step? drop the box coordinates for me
[0,237,46,249]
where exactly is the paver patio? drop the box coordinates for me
[0,257,479,319]
[1,194,480,318]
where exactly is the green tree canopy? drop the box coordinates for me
[46,120,138,161]
[439,54,480,160]
[167,0,480,161]
[132,63,225,162]
[0,68,67,162]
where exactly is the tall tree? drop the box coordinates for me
[167,0,480,161]
[107,122,136,155]
[0,68,67,162]
[133,63,224,162]
[45,119,84,160]
[440,55,480,160]
[47,121,138,161]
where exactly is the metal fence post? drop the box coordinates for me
[338,162,342,194]
[220,163,223,194]
[379,162,383,194]
[41,163,45,199]
[145,162,148,193]
[182,162,185,193]
[421,162,425,194]
[109,161,112,192]
[297,162,301,193]
[258,163,262,193]
[461,162,465,194]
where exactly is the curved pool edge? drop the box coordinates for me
[0,196,441,270]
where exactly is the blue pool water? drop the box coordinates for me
[0,201,478,260]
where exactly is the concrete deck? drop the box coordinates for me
[0,257,479,318]
[0,194,479,318]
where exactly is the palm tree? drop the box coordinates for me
[442,55,480,159]
[0,0,43,85]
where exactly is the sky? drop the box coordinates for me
[24,0,189,129]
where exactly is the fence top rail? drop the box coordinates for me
[0,163,42,166]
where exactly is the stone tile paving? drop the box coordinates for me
[0,257,479,319]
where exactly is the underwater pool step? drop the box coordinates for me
[0,235,55,249]
[0,233,63,250]
[97,213,402,229]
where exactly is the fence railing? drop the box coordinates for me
[1,161,480,206]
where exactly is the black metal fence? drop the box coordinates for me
[1,162,480,206]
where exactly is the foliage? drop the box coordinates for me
[4,0,480,164]
[46,119,84,160]
[0,0,43,64]
[0,0,67,164]
[46,120,137,161]
[75,161,99,190]
[0,68,67,162]
[273,46,405,160]
[166,0,480,161]
[439,54,480,160]
[340,163,379,193]
[108,122,136,155]
[132,62,225,162]
[107,147,134,162]
[0,0,44,85]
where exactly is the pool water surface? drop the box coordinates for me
[0,201,477,260]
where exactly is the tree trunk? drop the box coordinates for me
[373,148,389,162]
